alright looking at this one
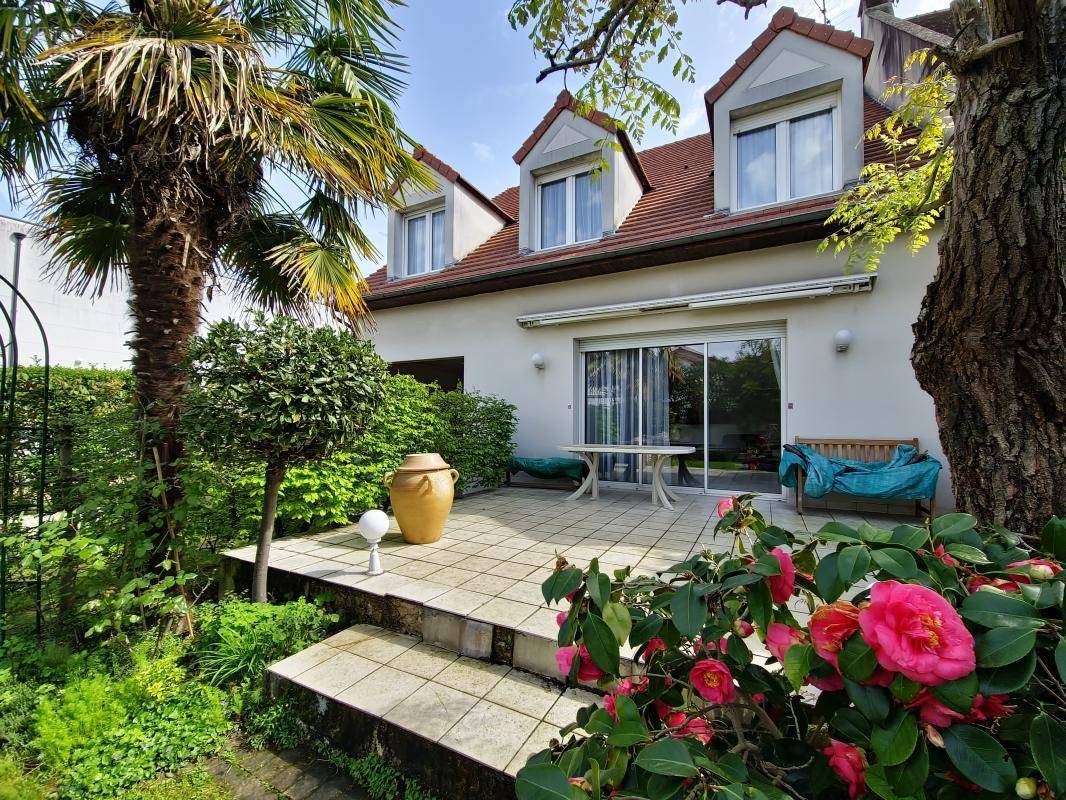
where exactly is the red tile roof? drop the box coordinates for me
[512,90,652,191]
[703,7,874,116]
[365,97,894,310]
[404,146,514,223]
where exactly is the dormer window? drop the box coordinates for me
[403,206,446,275]
[536,166,602,250]
[732,96,840,211]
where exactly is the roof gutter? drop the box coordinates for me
[367,207,833,307]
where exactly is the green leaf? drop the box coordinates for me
[885,737,929,797]
[543,569,583,605]
[727,632,752,668]
[871,709,918,766]
[944,543,991,564]
[584,709,615,735]
[889,674,921,703]
[747,581,772,631]
[670,582,707,638]
[1030,714,1066,794]
[1040,516,1066,561]
[975,627,1036,668]
[931,671,978,715]
[961,590,1043,629]
[1056,638,1066,682]
[515,763,573,800]
[831,707,872,747]
[943,724,1017,792]
[818,522,861,542]
[863,765,903,800]
[633,739,698,777]
[932,513,978,538]
[838,635,878,682]
[783,643,814,691]
[979,647,1036,694]
[630,613,663,647]
[815,552,844,602]
[588,571,611,610]
[581,613,620,674]
[607,720,651,746]
[890,524,929,551]
[603,601,632,646]
[845,679,891,724]
[838,545,871,586]
[871,547,917,578]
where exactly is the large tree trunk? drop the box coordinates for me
[911,0,1065,535]
[252,463,288,603]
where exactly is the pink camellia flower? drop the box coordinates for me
[555,644,605,682]
[716,496,738,518]
[823,739,867,799]
[969,693,1015,721]
[810,673,846,692]
[967,574,1021,593]
[809,601,861,668]
[690,659,737,704]
[767,548,796,604]
[663,711,713,744]
[604,676,649,719]
[1007,558,1062,583]
[641,637,667,663]
[931,544,961,568]
[859,581,975,686]
[906,690,965,728]
[556,611,568,627]
[734,619,755,637]
[765,622,806,663]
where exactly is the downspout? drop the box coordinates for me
[8,232,24,364]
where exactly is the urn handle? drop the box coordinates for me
[449,469,459,484]
[383,471,395,487]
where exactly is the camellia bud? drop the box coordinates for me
[1029,564,1056,582]
[734,620,755,637]
[923,723,944,748]
[1016,778,1038,799]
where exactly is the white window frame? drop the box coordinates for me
[534,163,603,251]
[402,205,446,276]
[730,93,842,212]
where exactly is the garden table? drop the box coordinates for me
[559,444,696,511]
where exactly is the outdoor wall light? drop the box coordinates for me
[834,329,854,352]
[531,352,546,370]
[357,509,389,575]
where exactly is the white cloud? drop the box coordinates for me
[677,84,712,136]
[471,141,493,161]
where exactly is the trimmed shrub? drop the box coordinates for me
[428,387,517,494]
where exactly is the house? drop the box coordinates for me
[364,6,955,511]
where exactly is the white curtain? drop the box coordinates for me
[769,338,782,387]
[642,347,670,446]
[737,125,776,208]
[405,215,426,275]
[585,349,640,481]
[431,210,445,269]
[574,171,601,242]
[540,179,566,248]
[790,110,834,198]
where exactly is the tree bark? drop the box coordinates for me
[911,0,1065,535]
[252,462,288,603]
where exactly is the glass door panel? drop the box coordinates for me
[641,345,705,488]
[706,338,783,493]
[584,349,639,482]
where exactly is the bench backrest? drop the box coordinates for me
[795,437,919,464]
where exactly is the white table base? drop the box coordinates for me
[567,451,683,510]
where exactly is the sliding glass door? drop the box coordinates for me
[581,331,784,494]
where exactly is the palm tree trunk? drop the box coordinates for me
[912,0,1065,535]
[125,197,212,570]
[253,462,288,603]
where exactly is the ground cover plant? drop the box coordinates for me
[520,496,1066,799]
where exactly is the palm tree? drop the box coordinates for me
[0,0,429,567]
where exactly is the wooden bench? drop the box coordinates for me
[793,437,935,518]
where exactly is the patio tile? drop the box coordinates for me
[322,626,376,649]
[446,541,488,556]
[320,568,370,588]
[469,532,509,545]
[484,670,560,720]
[389,579,451,603]
[433,657,510,696]
[486,561,538,580]
[425,588,494,615]
[269,643,339,679]
[470,597,539,627]
[343,631,418,663]
[291,651,379,697]
[427,566,483,587]
[389,642,458,679]
[384,682,478,742]
[506,721,561,775]
[545,687,603,726]
[335,665,427,716]
[356,573,413,596]
[459,556,505,573]
[462,574,517,596]
[419,549,467,567]
[391,560,441,579]
[439,699,540,770]
[517,607,561,638]
[507,550,557,567]
[478,545,524,561]
[499,580,546,605]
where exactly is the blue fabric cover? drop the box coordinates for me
[778,444,940,500]
[509,457,585,481]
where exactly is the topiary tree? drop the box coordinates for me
[183,314,388,602]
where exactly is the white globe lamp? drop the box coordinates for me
[358,509,390,575]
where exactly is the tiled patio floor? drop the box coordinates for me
[226,486,914,645]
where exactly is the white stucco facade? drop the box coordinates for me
[368,233,950,510]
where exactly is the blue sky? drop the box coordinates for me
[2,0,943,274]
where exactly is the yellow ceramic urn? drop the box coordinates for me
[384,453,460,544]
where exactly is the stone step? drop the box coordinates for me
[267,623,602,800]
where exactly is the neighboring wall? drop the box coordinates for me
[368,233,951,508]
[0,216,246,367]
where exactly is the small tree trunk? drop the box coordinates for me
[252,463,288,603]
[911,0,1065,535]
